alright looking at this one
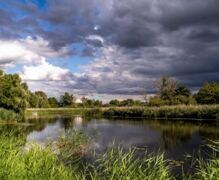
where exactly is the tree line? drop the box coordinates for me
[147,76,219,106]
[0,71,219,114]
[29,92,103,108]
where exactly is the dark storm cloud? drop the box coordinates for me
[0,3,41,39]
[25,0,98,50]
[1,0,219,95]
[157,0,219,30]
[0,7,21,39]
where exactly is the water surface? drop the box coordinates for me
[25,116,219,159]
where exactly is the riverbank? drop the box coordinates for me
[26,105,219,121]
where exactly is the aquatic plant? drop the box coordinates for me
[90,147,171,180]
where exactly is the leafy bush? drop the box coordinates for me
[0,72,29,113]
[170,96,197,105]
[0,108,21,121]
[195,82,219,104]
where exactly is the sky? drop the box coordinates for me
[0,0,219,101]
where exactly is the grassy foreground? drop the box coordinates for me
[26,105,219,120]
[0,129,219,179]
[0,129,171,179]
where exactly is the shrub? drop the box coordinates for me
[0,108,21,121]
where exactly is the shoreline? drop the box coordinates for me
[25,105,219,121]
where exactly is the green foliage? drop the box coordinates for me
[56,129,91,165]
[1,128,219,179]
[156,76,178,100]
[0,71,29,113]
[120,99,135,106]
[175,85,191,97]
[0,108,20,121]
[109,99,144,107]
[80,97,103,107]
[149,96,167,106]
[171,96,197,105]
[48,97,59,108]
[150,78,196,106]
[102,105,219,120]
[109,99,120,106]
[60,92,75,107]
[149,95,196,106]
[91,147,170,180]
[195,82,219,104]
[35,91,50,108]
[195,157,219,180]
[28,92,39,108]
[0,131,74,180]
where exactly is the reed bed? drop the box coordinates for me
[26,105,219,121]
[102,105,219,120]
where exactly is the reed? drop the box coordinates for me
[102,105,219,120]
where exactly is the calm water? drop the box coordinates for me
[24,116,219,158]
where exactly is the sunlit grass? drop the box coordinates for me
[0,132,74,179]
[90,147,171,180]
[1,128,219,179]
[194,156,219,180]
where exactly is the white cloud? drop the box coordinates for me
[0,36,69,69]
[20,36,69,58]
[86,35,104,44]
[20,59,71,81]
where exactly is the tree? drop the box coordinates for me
[156,76,178,100]
[35,91,50,108]
[0,72,29,113]
[29,92,39,108]
[174,85,191,97]
[121,99,135,106]
[93,100,103,107]
[109,99,120,106]
[143,91,148,104]
[81,97,102,107]
[148,96,166,106]
[60,92,75,107]
[195,82,219,104]
[48,97,59,108]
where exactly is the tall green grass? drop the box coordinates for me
[0,129,172,179]
[90,147,171,180]
[194,156,219,180]
[1,128,219,179]
[0,132,74,179]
